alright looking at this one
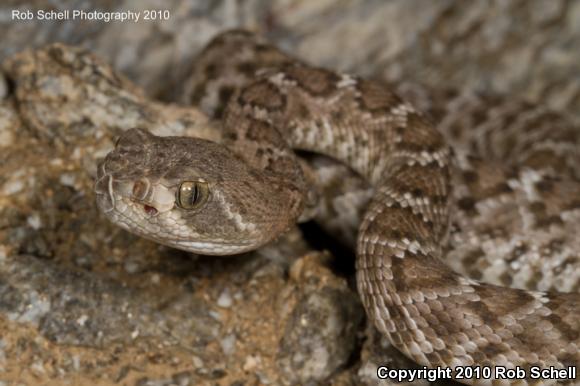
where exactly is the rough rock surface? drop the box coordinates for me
[0,1,579,386]
[1,1,578,118]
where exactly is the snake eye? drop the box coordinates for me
[176,180,209,210]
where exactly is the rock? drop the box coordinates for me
[277,254,363,383]
[2,43,216,148]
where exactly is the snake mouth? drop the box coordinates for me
[128,199,160,217]
[143,204,158,216]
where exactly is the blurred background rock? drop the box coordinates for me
[1,0,578,117]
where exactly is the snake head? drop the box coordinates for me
[95,128,304,255]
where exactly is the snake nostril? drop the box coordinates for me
[132,179,149,200]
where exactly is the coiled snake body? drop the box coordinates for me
[96,31,580,384]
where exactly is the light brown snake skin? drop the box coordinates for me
[96,30,580,385]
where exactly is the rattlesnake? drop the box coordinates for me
[95,30,580,385]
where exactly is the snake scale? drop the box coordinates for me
[95,30,580,384]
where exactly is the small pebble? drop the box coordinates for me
[216,289,232,308]
[49,158,64,167]
[172,371,193,386]
[208,310,221,321]
[257,372,271,385]
[220,333,236,355]
[72,355,80,371]
[124,260,140,274]
[30,361,46,375]
[59,173,76,187]
[150,273,161,284]
[27,213,42,230]
[243,355,260,371]
[2,179,24,195]
[191,356,203,368]
[76,315,88,326]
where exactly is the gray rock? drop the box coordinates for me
[0,255,220,348]
[276,254,364,384]
[278,287,363,383]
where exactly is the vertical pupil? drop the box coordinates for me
[178,181,207,209]
[191,184,199,204]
